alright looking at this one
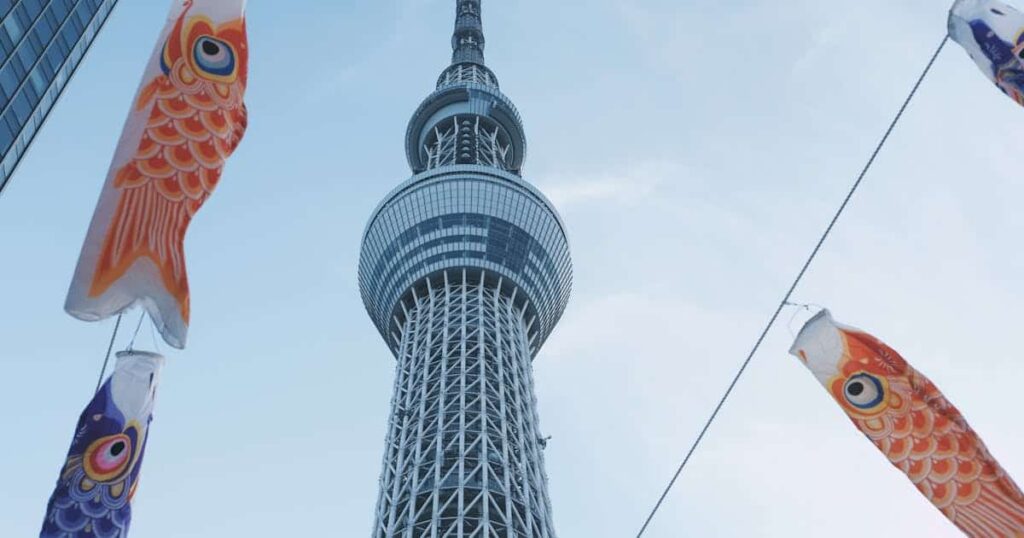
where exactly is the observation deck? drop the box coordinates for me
[357,1,572,357]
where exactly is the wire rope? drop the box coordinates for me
[94,313,124,393]
[635,35,950,537]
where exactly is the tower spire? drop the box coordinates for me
[451,0,485,65]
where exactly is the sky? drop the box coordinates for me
[1,0,1023,536]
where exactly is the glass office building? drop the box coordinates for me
[0,0,118,195]
[358,1,572,536]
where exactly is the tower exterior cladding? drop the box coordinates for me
[358,1,571,536]
[0,0,119,196]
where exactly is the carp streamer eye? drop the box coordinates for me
[193,36,236,78]
[83,433,133,482]
[843,373,886,411]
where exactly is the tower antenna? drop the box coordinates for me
[451,0,485,65]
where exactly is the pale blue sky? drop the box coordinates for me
[2,0,1023,536]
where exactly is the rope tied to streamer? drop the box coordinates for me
[94,313,123,394]
[127,311,146,352]
[634,34,950,536]
[93,310,149,393]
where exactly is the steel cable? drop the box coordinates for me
[635,35,950,537]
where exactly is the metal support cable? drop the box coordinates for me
[94,313,124,393]
[635,35,949,537]
[128,311,146,351]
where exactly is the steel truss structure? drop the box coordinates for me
[437,63,498,89]
[373,272,556,537]
[423,116,513,171]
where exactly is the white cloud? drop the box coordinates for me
[535,160,683,208]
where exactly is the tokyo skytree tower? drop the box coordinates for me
[357,1,573,536]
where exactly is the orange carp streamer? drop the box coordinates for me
[66,0,248,349]
[791,310,1024,537]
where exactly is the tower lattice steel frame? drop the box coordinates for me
[358,1,572,536]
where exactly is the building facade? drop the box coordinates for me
[0,0,118,195]
[358,1,572,536]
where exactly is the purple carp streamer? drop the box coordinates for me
[40,352,164,538]
[950,0,1024,107]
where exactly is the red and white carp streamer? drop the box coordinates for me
[791,310,1024,537]
[65,0,249,349]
